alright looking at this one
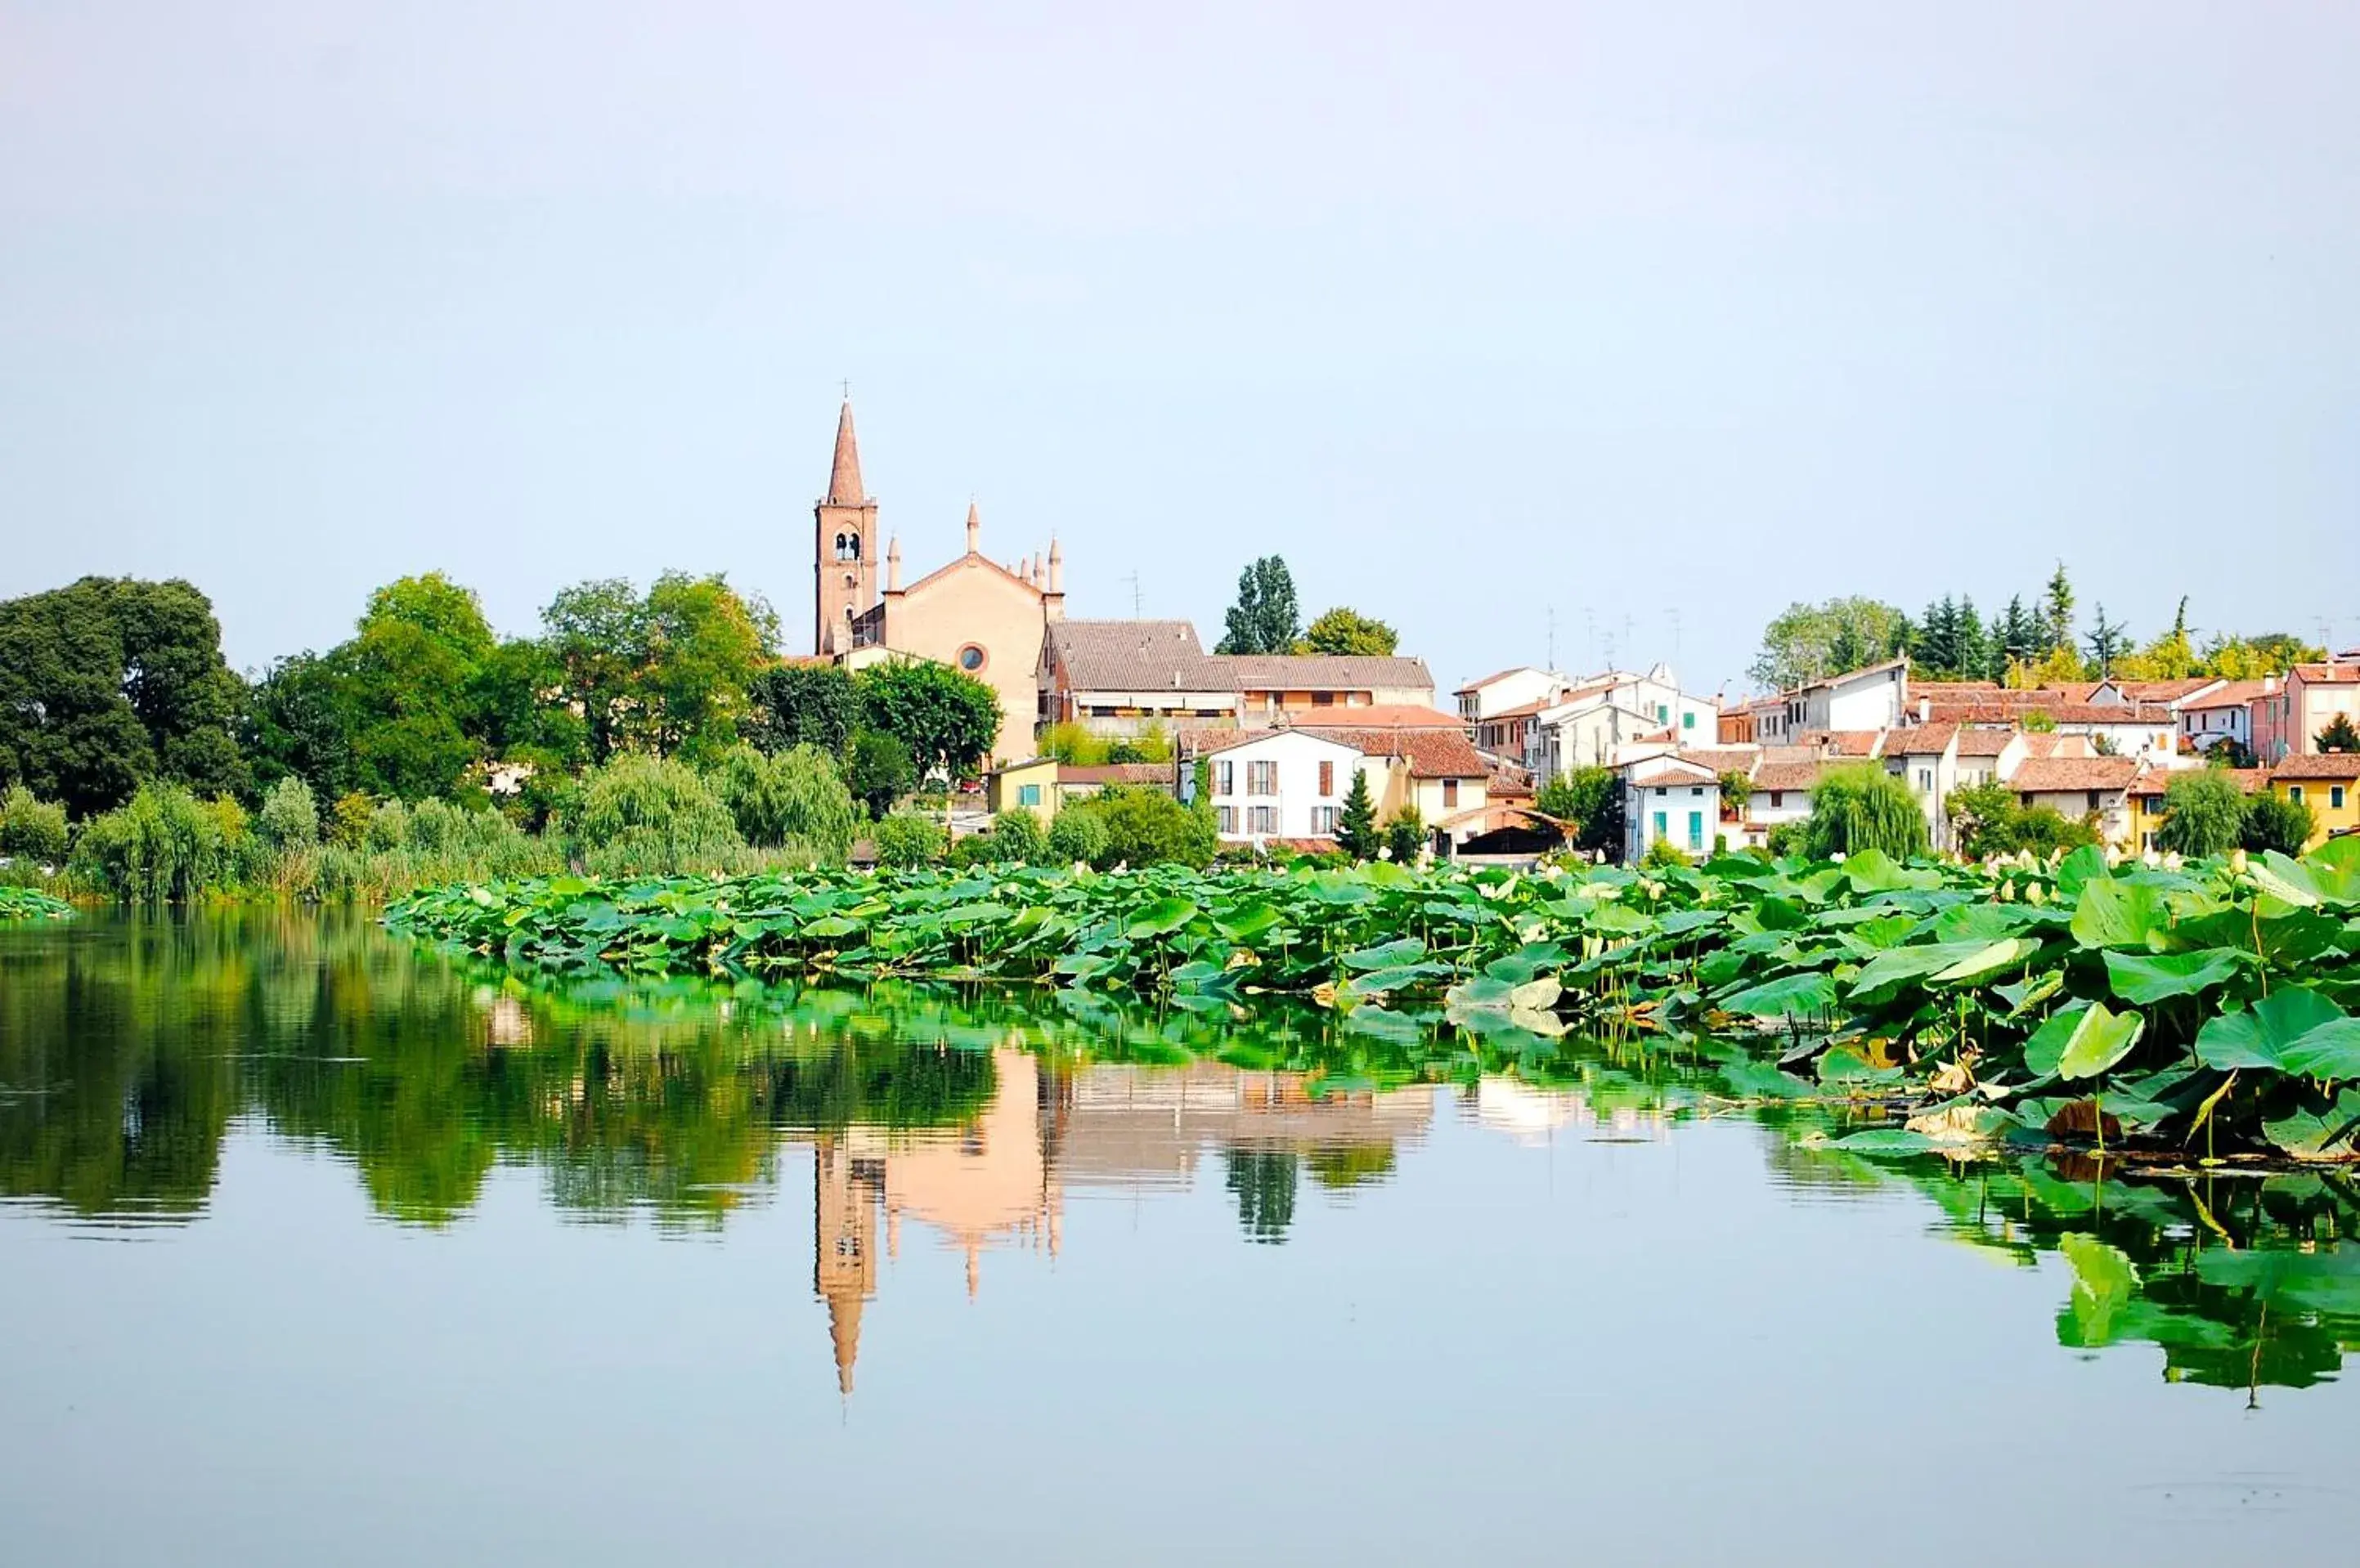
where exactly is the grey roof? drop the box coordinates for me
[1045,620,1233,692]
[1210,654,1436,691]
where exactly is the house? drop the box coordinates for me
[2268,753,2360,849]
[2251,658,2360,763]
[1622,756,1721,862]
[1056,762,1178,801]
[1883,721,1961,851]
[1473,699,1549,759]
[1183,729,1366,843]
[1217,655,1438,725]
[1454,667,1567,723]
[985,757,1062,822]
[1304,724,1492,849]
[1038,620,1241,738]
[2177,680,2269,759]
[1742,757,1824,845]
[1756,657,1909,744]
[1525,666,1718,785]
[2007,755,2142,847]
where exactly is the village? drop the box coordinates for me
[801,401,2360,863]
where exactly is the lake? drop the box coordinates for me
[2,908,2353,1566]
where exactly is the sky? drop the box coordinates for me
[2,1,2354,696]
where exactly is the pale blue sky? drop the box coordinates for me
[2,2,2353,695]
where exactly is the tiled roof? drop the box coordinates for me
[1045,620,1228,692]
[1214,654,1436,692]
[1891,720,1959,754]
[2127,766,2270,797]
[1797,729,1886,757]
[2008,756,2141,794]
[2295,662,2360,684]
[1751,761,1825,793]
[2111,678,2223,702]
[2273,752,2360,780]
[1483,699,1550,721]
[1192,728,1358,757]
[1675,748,1760,774]
[1317,727,1489,778]
[1953,728,2014,757]
[2183,679,2271,710]
[1630,766,1710,788]
[1925,700,2178,725]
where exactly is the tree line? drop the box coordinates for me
[1752,567,2325,692]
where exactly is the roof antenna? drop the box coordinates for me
[1123,571,1142,616]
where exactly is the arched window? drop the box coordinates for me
[848,535,862,561]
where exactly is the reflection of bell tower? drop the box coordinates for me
[813,399,879,654]
[813,1136,880,1396]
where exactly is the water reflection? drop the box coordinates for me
[3,910,2358,1396]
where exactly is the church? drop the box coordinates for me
[810,399,1063,768]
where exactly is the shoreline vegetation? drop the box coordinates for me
[385,840,2360,1166]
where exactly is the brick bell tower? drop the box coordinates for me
[813,398,878,654]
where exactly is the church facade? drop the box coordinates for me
[811,401,1062,768]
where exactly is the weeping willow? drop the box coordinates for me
[1803,763,1930,861]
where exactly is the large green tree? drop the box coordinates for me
[1298,607,1398,657]
[541,574,775,763]
[0,576,246,815]
[2156,770,2246,858]
[339,572,498,800]
[745,661,863,755]
[1216,556,1301,655]
[1749,597,1909,691]
[855,658,1003,782]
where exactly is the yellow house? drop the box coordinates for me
[2270,753,2360,849]
[985,757,1061,823]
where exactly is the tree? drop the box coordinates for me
[636,572,778,761]
[1336,768,1380,858]
[241,651,360,804]
[712,743,858,862]
[2317,714,2360,754]
[1074,785,1216,869]
[1534,766,1622,858]
[340,572,497,800]
[1803,764,1928,861]
[1381,804,1426,863]
[0,784,70,863]
[2084,604,2130,678]
[1717,770,1754,813]
[2241,793,2316,856]
[1298,607,1398,657]
[855,659,1002,782]
[2156,770,2246,858]
[2041,562,2076,655]
[746,662,862,755]
[844,728,915,819]
[541,578,647,764]
[1748,598,1909,690]
[0,576,248,816]
[1989,595,2042,683]
[872,811,945,867]
[563,755,743,875]
[1216,556,1301,655]
[2115,597,2197,682]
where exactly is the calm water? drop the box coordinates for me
[2,911,2353,1566]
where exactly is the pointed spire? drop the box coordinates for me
[1047,535,1063,594]
[886,535,902,593]
[826,400,865,505]
[828,1292,863,1396]
[965,500,981,554]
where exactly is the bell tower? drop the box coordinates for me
[814,398,879,654]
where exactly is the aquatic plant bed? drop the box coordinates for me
[388,842,2360,1159]
[0,885,73,921]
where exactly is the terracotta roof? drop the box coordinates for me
[1453,666,1543,696]
[2009,756,2141,794]
[1483,699,1550,721]
[2111,679,2223,702]
[2273,753,2360,780]
[1057,763,1178,786]
[1292,704,1465,729]
[1891,720,1959,754]
[1214,654,1436,692]
[1909,681,2003,698]
[1924,700,2178,725]
[824,400,865,504]
[1675,748,1760,774]
[1630,766,1710,788]
[1316,727,1489,778]
[1797,729,1886,758]
[1751,761,1824,793]
[1953,728,2014,757]
[1046,620,1227,692]
[2128,766,2270,798]
[2295,663,2360,684]
[1192,728,1359,757]
[2183,679,2271,710]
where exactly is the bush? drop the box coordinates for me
[2156,770,2246,858]
[1764,820,1807,858]
[365,797,411,851]
[328,791,377,849]
[70,782,238,900]
[1805,764,1929,861]
[1535,767,1622,858]
[254,777,320,851]
[873,811,946,868]
[2241,793,2316,856]
[566,755,744,876]
[1047,806,1112,867]
[1381,805,1426,864]
[1641,837,1690,870]
[988,807,1047,863]
[844,728,916,820]
[1065,786,1218,870]
[714,743,859,863]
[0,785,70,864]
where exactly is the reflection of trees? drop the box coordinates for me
[1223,1149,1299,1243]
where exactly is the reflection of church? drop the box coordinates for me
[810,401,1066,768]
[807,1050,1434,1395]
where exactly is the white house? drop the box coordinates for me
[1525,665,1718,786]
[2007,755,2142,848]
[1454,666,1567,723]
[1184,729,1366,843]
[2178,680,2266,757]
[1757,657,1910,744]
[1622,756,1721,862]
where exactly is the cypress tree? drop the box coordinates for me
[1336,768,1379,859]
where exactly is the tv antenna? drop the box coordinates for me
[1546,607,1556,671]
[1123,571,1142,616]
